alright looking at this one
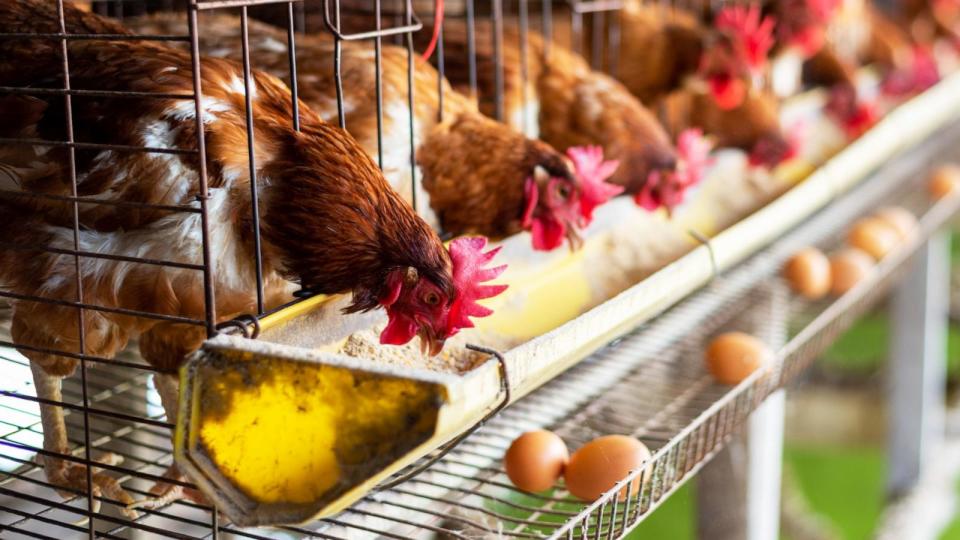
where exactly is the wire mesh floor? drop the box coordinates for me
[2,125,960,538]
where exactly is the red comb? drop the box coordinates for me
[634,130,712,212]
[445,237,508,337]
[715,5,776,73]
[566,146,623,224]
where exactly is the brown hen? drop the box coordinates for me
[423,19,680,198]
[606,3,796,168]
[128,12,622,251]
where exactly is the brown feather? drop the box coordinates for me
[1,0,450,373]
[125,11,575,239]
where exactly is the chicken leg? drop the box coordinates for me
[127,373,206,510]
[15,308,137,518]
[128,323,208,511]
[29,361,138,517]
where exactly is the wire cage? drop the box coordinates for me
[2,0,959,537]
[0,0,658,536]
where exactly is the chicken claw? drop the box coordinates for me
[39,452,138,519]
[128,463,206,511]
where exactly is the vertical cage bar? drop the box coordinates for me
[570,8,582,54]
[187,4,218,339]
[331,0,347,128]
[287,2,302,132]
[619,472,636,532]
[296,0,306,33]
[592,500,607,540]
[542,0,552,58]
[239,7,266,315]
[436,0,445,123]
[518,0,529,135]
[53,1,94,535]
[652,454,668,503]
[404,0,419,213]
[491,0,504,121]
[607,7,620,77]
[465,0,478,99]
[667,444,681,489]
[375,0,385,168]
[605,491,620,539]
[590,10,603,70]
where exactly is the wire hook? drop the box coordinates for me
[214,314,261,339]
[687,228,719,279]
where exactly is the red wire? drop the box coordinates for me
[421,0,444,60]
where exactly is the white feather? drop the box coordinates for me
[165,97,231,123]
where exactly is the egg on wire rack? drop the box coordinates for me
[847,217,899,260]
[563,435,651,502]
[929,164,960,199]
[829,248,876,295]
[872,206,917,240]
[783,247,831,299]
[704,332,772,385]
[503,430,569,493]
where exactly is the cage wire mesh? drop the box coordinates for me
[1,0,958,538]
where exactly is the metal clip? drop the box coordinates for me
[321,0,423,41]
[376,344,511,491]
[214,314,261,339]
[688,228,719,279]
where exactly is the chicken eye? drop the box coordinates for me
[423,292,441,306]
[556,183,572,199]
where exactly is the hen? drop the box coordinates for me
[424,19,681,199]
[608,2,795,168]
[0,0,505,513]
[773,0,930,136]
[128,12,622,251]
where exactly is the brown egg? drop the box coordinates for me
[847,217,899,260]
[705,332,771,385]
[829,248,875,295]
[504,430,569,493]
[564,435,650,502]
[873,207,917,240]
[930,165,960,199]
[783,248,831,299]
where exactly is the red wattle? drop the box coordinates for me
[530,216,566,251]
[709,77,746,110]
[380,314,418,346]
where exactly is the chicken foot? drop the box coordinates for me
[127,373,205,511]
[29,361,139,518]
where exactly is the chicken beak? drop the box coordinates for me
[565,222,584,251]
[417,326,446,356]
[429,338,445,357]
